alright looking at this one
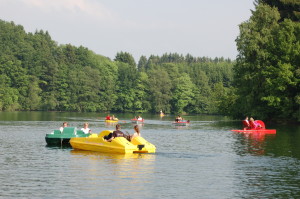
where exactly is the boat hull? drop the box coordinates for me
[131,136,156,153]
[105,120,118,123]
[70,130,156,154]
[45,138,71,146]
[45,127,89,146]
[231,129,276,134]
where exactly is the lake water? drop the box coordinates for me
[0,112,300,198]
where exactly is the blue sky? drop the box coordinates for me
[0,0,255,61]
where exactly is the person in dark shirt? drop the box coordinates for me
[106,124,125,142]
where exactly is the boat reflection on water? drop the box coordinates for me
[174,125,190,130]
[46,145,72,150]
[130,123,144,128]
[235,131,276,155]
[70,150,156,187]
[104,122,118,128]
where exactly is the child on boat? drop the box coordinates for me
[60,122,68,132]
[81,122,91,134]
[175,115,183,122]
[130,125,141,141]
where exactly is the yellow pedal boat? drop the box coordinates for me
[105,119,118,123]
[70,130,156,154]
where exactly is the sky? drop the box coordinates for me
[0,0,255,61]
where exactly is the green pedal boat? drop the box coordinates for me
[45,127,90,146]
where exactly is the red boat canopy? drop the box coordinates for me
[255,120,265,129]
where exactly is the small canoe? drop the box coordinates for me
[173,120,190,126]
[45,127,89,146]
[70,130,156,154]
[131,118,145,123]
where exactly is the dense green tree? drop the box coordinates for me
[234,3,300,120]
[113,61,139,112]
[137,56,147,72]
[217,87,239,117]
[26,76,42,110]
[0,86,19,111]
[258,0,300,21]
[114,52,136,67]
[188,69,212,113]
[209,82,227,114]
[148,69,172,113]
[145,55,160,71]
[131,72,151,113]
[171,73,195,113]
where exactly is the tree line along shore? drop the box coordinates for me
[0,1,299,122]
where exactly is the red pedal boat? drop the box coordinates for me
[231,120,276,134]
[173,120,190,126]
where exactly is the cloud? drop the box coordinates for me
[20,0,114,20]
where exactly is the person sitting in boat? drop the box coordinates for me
[160,110,164,116]
[175,115,183,122]
[130,125,141,141]
[105,115,111,120]
[249,117,262,130]
[111,115,118,121]
[105,124,126,142]
[81,122,91,134]
[137,116,143,121]
[60,122,68,132]
[242,116,250,130]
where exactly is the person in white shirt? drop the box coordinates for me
[81,122,91,134]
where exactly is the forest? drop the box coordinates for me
[0,0,299,121]
[0,19,233,114]
[231,0,300,121]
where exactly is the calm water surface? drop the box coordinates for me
[0,112,300,199]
